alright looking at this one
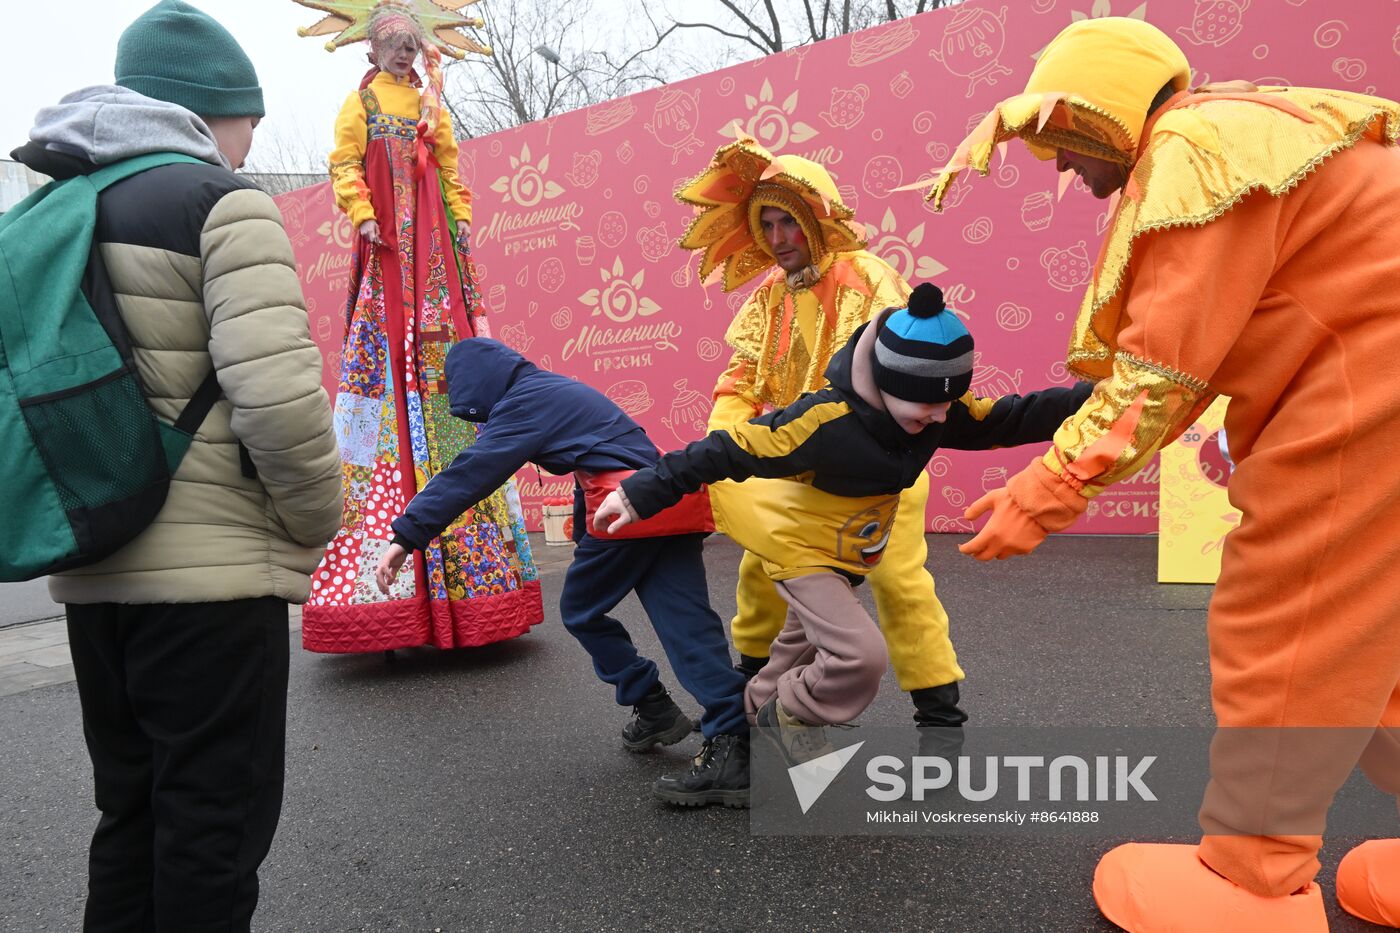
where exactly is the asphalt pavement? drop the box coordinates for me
[0,534,1391,932]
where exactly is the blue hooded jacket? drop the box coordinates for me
[391,339,659,550]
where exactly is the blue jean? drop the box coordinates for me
[559,532,747,738]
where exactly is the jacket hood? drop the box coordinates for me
[825,317,916,448]
[13,85,228,178]
[445,339,537,421]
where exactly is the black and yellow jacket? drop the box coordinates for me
[622,322,1092,580]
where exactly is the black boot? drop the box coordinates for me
[909,683,967,792]
[911,682,969,728]
[653,732,750,808]
[621,684,694,752]
[734,653,769,682]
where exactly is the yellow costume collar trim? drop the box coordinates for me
[722,251,903,407]
[1067,87,1400,380]
[676,128,866,293]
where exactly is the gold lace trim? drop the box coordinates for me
[1067,89,1400,380]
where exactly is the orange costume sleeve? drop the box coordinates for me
[964,188,1286,559]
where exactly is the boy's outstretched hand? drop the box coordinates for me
[375,542,409,594]
[593,490,638,535]
[958,488,1049,561]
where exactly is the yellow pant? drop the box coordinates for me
[728,471,965,692]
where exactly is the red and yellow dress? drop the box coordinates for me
[302,71,543,652]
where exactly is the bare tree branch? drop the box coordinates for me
[670,18,777,56]
[714,0,782,52]
[433,0,970,139]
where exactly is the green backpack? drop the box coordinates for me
[0,152,222,581]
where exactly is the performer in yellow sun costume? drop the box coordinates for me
[678,132,969,733]
[924,16,1400,932]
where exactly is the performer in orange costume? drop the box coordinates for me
[924,17,1400,932]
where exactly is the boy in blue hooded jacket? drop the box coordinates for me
[376,338,749,807]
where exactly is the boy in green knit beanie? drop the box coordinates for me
[115,0,265,168]
[12,2,343,931]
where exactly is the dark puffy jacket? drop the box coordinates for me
[391,339,657,549]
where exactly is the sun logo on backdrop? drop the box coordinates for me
[489,144,565,208]
[727,79,820,152]
[864,208,948,283]
[579,258,662,324]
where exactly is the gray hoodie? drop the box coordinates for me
[24,84,228,170]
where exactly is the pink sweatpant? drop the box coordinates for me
[744,571,889,725]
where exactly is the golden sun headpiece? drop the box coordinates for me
[676,125,866,292]
[915,17,1189,211]
[292,0,492,59]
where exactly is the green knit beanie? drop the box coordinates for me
[115,0,265,118]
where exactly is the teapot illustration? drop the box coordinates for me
[565,149,601,189]
[1177,0,1250,48]
[661,379,711,445]
[929,6,1012,98]
[645,88,703,165]
[1040,241,1092,293]
[971,352,1023,398]
[820,85,870,130]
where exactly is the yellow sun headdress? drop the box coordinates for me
[676,127,867,292]
[920,17,1190,211]
[293,0,491,137]
[291,0,492,59]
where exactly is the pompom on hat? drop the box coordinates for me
[872,283,974,404]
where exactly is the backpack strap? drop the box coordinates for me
[87,152,207,192]
[172,367,244,473]
[174,369,223,436]
[90,154,224,449]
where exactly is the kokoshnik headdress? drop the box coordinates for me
[676,125,867,293]
[291,0,492,136]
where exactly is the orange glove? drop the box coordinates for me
[959,458,1092,561]
[958,488,1049,561]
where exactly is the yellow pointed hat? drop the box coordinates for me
[676,127,867,292]
[921,17,1190,210]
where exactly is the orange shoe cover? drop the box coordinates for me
[1093,843,1328,932]
[1337,839,1400,926]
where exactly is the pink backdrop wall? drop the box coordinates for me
[276,0,1400,533]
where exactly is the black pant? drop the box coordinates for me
[65,598,290,933]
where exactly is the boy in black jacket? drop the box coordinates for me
[597,284,1093,763]
[375,339,749,807]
